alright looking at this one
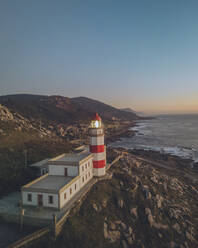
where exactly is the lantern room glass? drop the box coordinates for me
[91,120,101,128]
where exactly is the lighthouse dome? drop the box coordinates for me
[92,113,101,121]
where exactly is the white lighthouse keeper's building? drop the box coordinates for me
[22,151,93,209]
[89,113,106,177]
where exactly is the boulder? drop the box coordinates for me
[120,222,127,230]
[117,199,124,208]
[151,176,158,184]
[127,237,133,245]
[0,104,14,121]
[109,221,116,230]
[115,220,122,225]
[143,188,151,199]
[92,203,101,212]
[145,208,168,229]
[104,221,120,243]
[104,222,108,239]
[133,160,141,168]
[172,223,181,233]
[120,181,124,186]
[130,207,138,218]
[102,199,107,208]
[133,175,140,183]
[108,230,121,243]
[163,182,168,191]
[128,226,133,235]
[145,209,154,227]
[156,194,163,208]
[186,231,194,241]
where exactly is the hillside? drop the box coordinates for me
[72,97,138,121]
[120,108,136,113]
[121,108,146,117]
[29,148,198,248]
[0,94,138,126]
[0,93,139,148]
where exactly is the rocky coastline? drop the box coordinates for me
[32,146,198,248]
[105,122,136,144]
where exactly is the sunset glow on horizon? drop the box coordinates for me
[1,0,198,115]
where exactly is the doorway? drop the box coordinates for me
[38,194,43,207]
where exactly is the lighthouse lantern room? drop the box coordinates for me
[89,113,106,177]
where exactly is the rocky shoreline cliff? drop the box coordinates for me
[30,148,198,248]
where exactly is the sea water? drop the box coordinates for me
[111,115,198,161]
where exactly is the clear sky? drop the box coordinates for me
[0,0,198,114]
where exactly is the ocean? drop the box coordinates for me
[111,114,198,162]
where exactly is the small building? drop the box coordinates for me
[22,151,93,209]
[29,158,50,176]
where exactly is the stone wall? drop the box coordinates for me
[7,227,50,248]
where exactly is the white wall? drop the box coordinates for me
[79,158,93,176]
[22,191,59,208]
[59,177,81,209]
[22,158,94,210]
[90,136,104,145]
[59,162,93,209]
[89,128,103,136]
[22,191,37,206]
[93,167,105,177]
[48,164,78,176]
[93,151,106,161]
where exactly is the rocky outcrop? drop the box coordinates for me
[117,198,124,208]
[145,208,169,229]
[27,148,198,248]
[0,104,14,121]
[104,218,135,245]
[156,194,163,208]
[92,203,102,212]
[104,220,121,243]
[0,104,63,138]
[130,207,138,218]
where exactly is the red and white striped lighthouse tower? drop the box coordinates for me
[89,113,106,177]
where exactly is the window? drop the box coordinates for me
[70,188,72,195]
[64,193,66,200]
[48,195,53,204]
[82,177,84,183]
[75,184,77,190]
[86,174,87,180]
[85,164,87,169]
[64,168,68,176]
[89,172,90,177]
[27,193,32,202]
[82,166,84,172]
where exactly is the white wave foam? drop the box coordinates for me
[111,117,198,162]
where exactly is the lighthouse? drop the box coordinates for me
[89,113,106,177]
